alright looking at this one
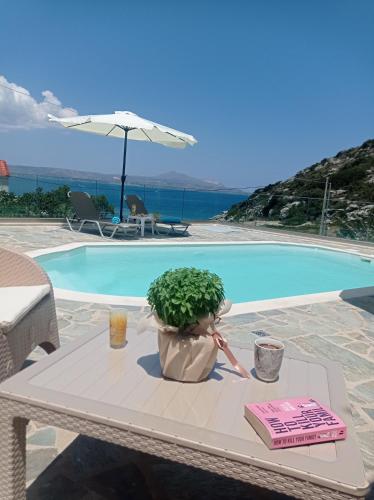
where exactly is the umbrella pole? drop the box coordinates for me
[119,128,129,221]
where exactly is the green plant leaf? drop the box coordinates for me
[147,267,225,330]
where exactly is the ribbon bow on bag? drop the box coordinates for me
[210,329,250,379]
[205,300,250,379]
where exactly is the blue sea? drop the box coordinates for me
[8,175,248,220]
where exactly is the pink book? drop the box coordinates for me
[244,397,347,449]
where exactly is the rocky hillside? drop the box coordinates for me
[226,139,374,238]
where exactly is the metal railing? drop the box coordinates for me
[0,174,248,221]
[1,174,374,244]
[226,189,374,243]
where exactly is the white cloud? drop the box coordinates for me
[0,75,78,131]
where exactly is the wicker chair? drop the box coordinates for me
[0,247,60,382]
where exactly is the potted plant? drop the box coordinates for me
[147,267,230,382]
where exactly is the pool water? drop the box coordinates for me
[36,244,374,303]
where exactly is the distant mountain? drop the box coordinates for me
[9,165,243,193]
[225,139,374,238]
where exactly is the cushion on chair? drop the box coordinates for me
[0,285,50,334]
[160,217,183,224]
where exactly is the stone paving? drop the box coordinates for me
[1,220,374,253]
[1,223,374,499]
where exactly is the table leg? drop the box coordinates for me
[0,413,28,500]
[141,219,145,237]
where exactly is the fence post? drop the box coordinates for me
[319,177,329,236]
[325,181,332,236]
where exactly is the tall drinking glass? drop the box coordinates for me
[109,309,128,349]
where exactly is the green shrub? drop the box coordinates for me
[331,162,369,189]
[91,195,114,217]
[147,267,225,329]
[0,185,114,218]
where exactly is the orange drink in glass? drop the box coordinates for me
[109,309,127,349]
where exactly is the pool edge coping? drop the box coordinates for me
[27,240,374,314]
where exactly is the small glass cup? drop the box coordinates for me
[109,309,128,349]
[254,338,284,382]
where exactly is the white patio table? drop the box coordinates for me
[0,327,369,500]
[127,214,155,237]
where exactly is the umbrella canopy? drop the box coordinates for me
[49,111,197,220]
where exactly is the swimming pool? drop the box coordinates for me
[36,243,374,304]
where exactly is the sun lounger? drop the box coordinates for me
[66,191,139,238]
[125,194,190,235]
[0,247,60,382]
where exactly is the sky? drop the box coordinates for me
[0,0,373,188]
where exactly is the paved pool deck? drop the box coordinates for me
[1,223,374,499]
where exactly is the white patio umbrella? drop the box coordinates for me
[48,111,197,220]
